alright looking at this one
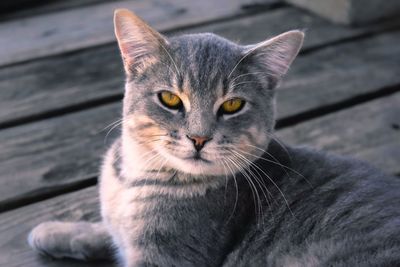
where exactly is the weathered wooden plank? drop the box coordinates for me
[174,7,398,46]
[0,103,121,211]
[1,30,400,208]
[0,0,109,22]
[277,93,400,175]
[0,10,400,210]
[0,44,123,128]
[276,30,400,120]
[285,0,400,25]
[0,92,399,267]
[1,7,399,128]
[0,187,111,267]
[0,0,279,67]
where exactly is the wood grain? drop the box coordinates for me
[276,30,400,119]
[0,103,121,210]
[1,7,399,128]
[0,187,110,267]
[0,92,399,267]
[174,7,400,46]
[277,92,400,175]
[0,0,279,67]
[285,0,400,25]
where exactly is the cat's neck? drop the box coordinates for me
[119,129,225,196]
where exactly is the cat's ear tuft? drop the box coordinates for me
[114,9,168,76]
[245,30,304,87]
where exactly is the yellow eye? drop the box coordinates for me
[220,98,245,114]
[158,91,182,109]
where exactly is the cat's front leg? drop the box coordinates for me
[28,221,113,261]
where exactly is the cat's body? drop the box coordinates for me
[28,9,400,267]
[99,138,400,267]
[100,137,253,266]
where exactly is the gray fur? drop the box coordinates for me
[28,9,400,267]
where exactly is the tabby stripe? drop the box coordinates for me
[126,173,225,188]
[145,168,175,173]
[131,122,155,132]
[112,139,123,180]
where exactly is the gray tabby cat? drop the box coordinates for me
[28,9,400,267]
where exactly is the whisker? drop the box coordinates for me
[139,134,169,138]
[228,153,271,226]
[137,148,163,173]
[102,118,124,131]
[155,157,169,178]
[104,120,124,144]
[233,153,274,209]
[230,149,295,219]
[159,43,181,79]
[265,132,293,161]
[163,145,190,154]
[227,46,260,79]
[243,143,313,188]
[237,146,304,189]
[226,156,262,225]
[230,81,265,89]
[159,61,178,77]
[221,158,239,226]
[135,139,163,146]
[230,72,268,84]
[217,158,229,202]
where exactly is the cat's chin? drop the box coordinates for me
[158,150,227,176]
[177,157,226,176]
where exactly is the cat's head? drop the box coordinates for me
[114,9,303,176]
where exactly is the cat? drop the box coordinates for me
[28,8,400,267]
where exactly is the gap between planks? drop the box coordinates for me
[0,0,111,23]
[0,0,283,69]
[276,83,400,129]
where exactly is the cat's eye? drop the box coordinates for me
[158,91,183,110]
[219,98,245,115]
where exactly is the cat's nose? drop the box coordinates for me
[186,135,212,151]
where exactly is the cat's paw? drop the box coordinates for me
[28,221,87,260]
[28,221,112,261]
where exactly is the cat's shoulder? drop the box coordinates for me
[283,143,400,191]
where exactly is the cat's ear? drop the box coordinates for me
[244,30,304,87]
[114,9,167,76]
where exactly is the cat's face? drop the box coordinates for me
[114,9,303,176]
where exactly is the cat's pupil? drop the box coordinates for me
[219,98,245,115]
[158,91,182,110]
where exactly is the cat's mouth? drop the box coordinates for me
[158,147,221,175]
[184,153,212,164]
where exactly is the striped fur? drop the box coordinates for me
[28,9,400,267]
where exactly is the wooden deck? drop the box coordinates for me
[0,1,399,266]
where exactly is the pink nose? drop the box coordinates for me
[186,135,212,151]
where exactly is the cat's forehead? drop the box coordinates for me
[169,33,240,60]
[167,33,242,99]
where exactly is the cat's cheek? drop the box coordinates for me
[248,125,268,146]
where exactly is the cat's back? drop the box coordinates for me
[224,144,400,267]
